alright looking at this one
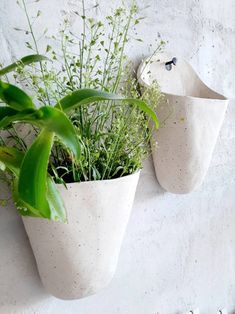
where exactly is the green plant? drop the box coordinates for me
[0,1,163,221]
[11,0,163,184]
[0,55,159,221]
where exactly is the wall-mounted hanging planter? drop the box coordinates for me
[22,171,140,300]
[138,53,228,194]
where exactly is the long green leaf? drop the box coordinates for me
[0,106,81,160]
[13,179,44,218]
[18,129,54,218]
[0,147,41,217]
[16,177,67,222]
[0,146,66,222]
[0,147,37,216]
[55,89,123,111]
[55,89,159,128]
[0,80,36,110]
[47,177,67,222]
[36,106,81,160]
[0,54,48,76]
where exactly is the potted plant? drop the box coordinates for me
[0,1,161,299]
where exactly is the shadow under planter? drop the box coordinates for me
[138,53,229,194]
[22,171,140,300]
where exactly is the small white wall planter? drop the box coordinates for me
[138,53,228,194]
[22,171,140,300]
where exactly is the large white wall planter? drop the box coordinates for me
[22,171,140,300]
[138,53,228,194]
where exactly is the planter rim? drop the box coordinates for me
[56,170,141,188]
[138,55,228,102]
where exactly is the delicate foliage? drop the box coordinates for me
[13,0,163,183]
[0,0,164,221]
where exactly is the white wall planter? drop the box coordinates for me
[22,171,140,300]
[138,53,228,194]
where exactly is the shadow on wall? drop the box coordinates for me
[135,156,167,202]
[0,178,50,312]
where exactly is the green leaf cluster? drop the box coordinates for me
[0,53,159,221]
[11,0,164,184]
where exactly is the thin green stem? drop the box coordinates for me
[80,0,86,88]
[22,0,51,105]
[112,10,133,93]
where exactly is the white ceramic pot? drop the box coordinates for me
[22,171,140,300]
[138,53,228,194]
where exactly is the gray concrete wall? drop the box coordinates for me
[0,0,235,313]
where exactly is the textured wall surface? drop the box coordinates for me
[0,0,235,313]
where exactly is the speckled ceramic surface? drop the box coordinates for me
[138,53,228,193]
[22,171,140,300]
